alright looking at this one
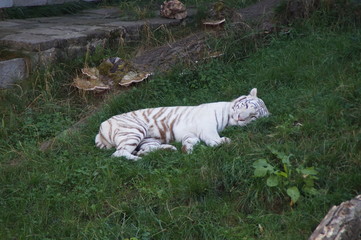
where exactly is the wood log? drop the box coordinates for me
[309,195,361,240]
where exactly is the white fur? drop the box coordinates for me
[95,88,269,160]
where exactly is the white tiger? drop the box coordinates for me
[95,88,269,160]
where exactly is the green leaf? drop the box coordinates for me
[267,146,280,157]
[252,159,270,168]
[303,186,319,196]
[254,168,268,177]
[281,155,292,166]
[266,175,279,187]
[267,146,292,165]
[253,159,274,177]
[275,171,288,178]
[287,186,300,204]
[299,167,318,176]
[303,177,315,187]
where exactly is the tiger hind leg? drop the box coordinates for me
[95,133,112,149]
[111,133,145,161]
[134,138,177,156]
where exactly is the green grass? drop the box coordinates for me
[1,8,361,240]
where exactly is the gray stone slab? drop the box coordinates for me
[0,33,60,51]
[50,25,104,34]
[50,25,101,32]
[146,18,182,28]
[80,8,122,18]
[29,16,108,25]
[0,0,13,8]
[52,32,87,44]
[47,0,65,4]
[26,17,72,24]
[0,21,21,27]
[22,28,75,36]
[101,20,146,28]
[146,18,181,25]
[1,19,36,25]
[13,0,47,7]
[0,58,28,88]
[31,47,60,66]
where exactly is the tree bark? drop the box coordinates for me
[309,195,361,240]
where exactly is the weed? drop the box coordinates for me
[253,147,319,206]
[118,0,157,21]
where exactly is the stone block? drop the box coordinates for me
[13,0,47,7]
[0,21,21,28]
[66,45,87,59]
[0,58,28,88]
[47,0,65,4]
[0,0,13,8]
[32,48,60,67]
[0,33,60,51]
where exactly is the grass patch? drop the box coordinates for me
[1,4,361,240]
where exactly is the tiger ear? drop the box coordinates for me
[249,88,257,97]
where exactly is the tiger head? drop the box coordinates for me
[229,88,270,126]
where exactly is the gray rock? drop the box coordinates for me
[1,32,60,51]
[32,47,60,67]
[0,58,28,88]
[0,0,13,8]
[47,0,66,4]
[66,45,87,59]
[13,0,47,7]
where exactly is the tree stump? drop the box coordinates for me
[309,195,361,240]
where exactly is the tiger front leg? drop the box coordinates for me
[203,135,231,147]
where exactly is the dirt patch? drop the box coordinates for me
[0,49,27,61]
[131,32,209,73]
[239,0,281,22]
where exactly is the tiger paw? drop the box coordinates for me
[181,145,193,154]
[221,137,231,144]
[160,145,177,151]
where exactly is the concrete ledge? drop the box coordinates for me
[0,0,13,8]
[1,0,100,8]
[14,0,47,7]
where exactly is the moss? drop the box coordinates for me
[0,49,27,61]
[97,61,113,76]
[97,58,132,84]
